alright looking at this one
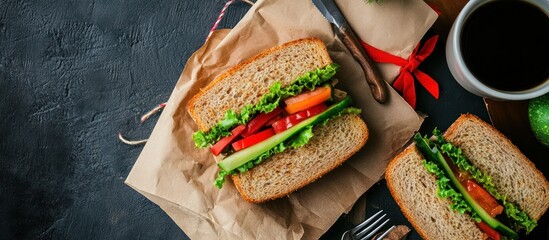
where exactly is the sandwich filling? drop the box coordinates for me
[193,63,339,148]
[191,63,363,188]
[414,130,537,240]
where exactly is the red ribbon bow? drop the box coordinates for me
[359,35,440,109]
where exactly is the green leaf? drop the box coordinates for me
[219,110,239,128]
[214,169,232,189]
[192,131,208,148]
[194,63,339,147]
[288,125,314,148]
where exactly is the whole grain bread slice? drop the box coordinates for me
[386,114,549,239]
[187,38,332,131]
[386,145,488,240]
[232,114,368,203]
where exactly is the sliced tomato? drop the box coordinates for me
[241,107,283,137]
[232,128,275,151]
[477,221,501,240]
[284,85,331,114]
[464,180,504,217]
[210,125,246,156]
[272,103,327,133]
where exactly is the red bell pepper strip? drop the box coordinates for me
[272,103,327,134]
[232,128,276,151]
[477,221,501,240]
[265,114,283,127]
[445,155,503,217]
[210,125,246,156]
[464,180,504,217]
[241,107,283,137]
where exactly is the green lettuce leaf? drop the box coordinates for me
[193,110,239,148]
[213,106,360,188]
[288,125,314,148]
[433,129,537,233]
[194,63,339,148]
[423,159,481,222]
[214,169,232,189]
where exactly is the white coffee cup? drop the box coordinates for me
[446,0,549,100]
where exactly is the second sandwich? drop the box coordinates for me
[386,114,549,239]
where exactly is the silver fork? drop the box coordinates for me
[341,210,395,240]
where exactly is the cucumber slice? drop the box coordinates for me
[218,96,353,172]
[414,134,519,239]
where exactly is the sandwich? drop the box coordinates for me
[386,114,549,239]
[187,38,369,203]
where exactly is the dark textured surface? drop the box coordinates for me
[0,0,248,239]
[1,1,545,239]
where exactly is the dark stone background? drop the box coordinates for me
[0,0,546,239]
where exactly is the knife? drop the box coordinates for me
[312,0,387,103]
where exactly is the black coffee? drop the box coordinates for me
[461,1,549,92]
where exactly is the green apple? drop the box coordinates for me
[529,93,549,147]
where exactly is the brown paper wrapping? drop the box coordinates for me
[125,0,437,239]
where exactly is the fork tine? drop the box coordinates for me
[355,214,389,239]
[354,213,386,235]
[358,218,390,240]
[372,225,396,240]
[351,210,383,233]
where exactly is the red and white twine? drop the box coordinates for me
[207,0,255,41]
[118,102,167,145]
[119,0,254,145]
[206,0,236,41]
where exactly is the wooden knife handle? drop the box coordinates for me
[338,22,388,103]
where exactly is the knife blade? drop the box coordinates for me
[312,0,388,103]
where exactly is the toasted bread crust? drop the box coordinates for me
[187,38,331,131]
[232,114,369,203]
